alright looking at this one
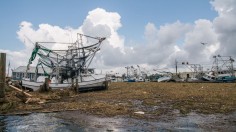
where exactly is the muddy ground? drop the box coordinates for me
[1,82,236,130]
[0,82,236,117]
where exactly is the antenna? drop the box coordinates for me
[24,35,35,45]
[7,61,10,77]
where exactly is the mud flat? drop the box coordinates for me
[0,82,236,130]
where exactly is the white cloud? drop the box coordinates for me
[0,49,27,76]
[211,0,236,16]
[83,8,124,50]
[182,19,219,63]
[211,0,236,56]
[141,21,192,67]
[9,8,126,73]
[1,1,236,75]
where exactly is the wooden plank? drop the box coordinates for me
[9,85,33,97]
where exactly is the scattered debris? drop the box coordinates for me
[1,82,236,118]
[134,111,145,114]
[9,85,32,97]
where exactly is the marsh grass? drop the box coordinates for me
[1,82,236,119]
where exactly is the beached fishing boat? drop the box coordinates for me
[151,68,173,82]
[157,72,172,82]
[202,55,236,82]
[123,65,148,82]
[21,33,109,91]
[22,71,108,91]
[202,70,236,82]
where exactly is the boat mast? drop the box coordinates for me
[230,56,235,77]
[212,55,235,77]
[212,55,218,78]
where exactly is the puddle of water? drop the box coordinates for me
[0,111,235,131]
[56,111,236,131]
[0,113,83,132]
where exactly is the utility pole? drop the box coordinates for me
[175,59,178,75]
[7,61,10,77]
[0,53,6,102]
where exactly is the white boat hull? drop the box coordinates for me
[22,75,108,91]
[202,71,233,82]
[157,76,171,82]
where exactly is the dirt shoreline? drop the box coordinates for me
[1,82,236,120]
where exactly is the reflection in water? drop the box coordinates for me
[0,116,7,131]
[0,112,235,131]
[0,113,83,132]
[56,111,236,131]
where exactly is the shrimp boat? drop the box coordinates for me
[123,65,148,82]
[202,55,236,82]
[22,33,109,91]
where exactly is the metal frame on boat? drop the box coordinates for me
[22,33,110,91]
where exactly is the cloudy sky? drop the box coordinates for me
[0,0,236,75]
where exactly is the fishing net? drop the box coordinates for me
[26,33,106,80]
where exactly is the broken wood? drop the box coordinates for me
[15,92,28,103]
[25,98,42,104]
[15,93,43,104]
[9,85,32,97]
[10,85,45,104]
